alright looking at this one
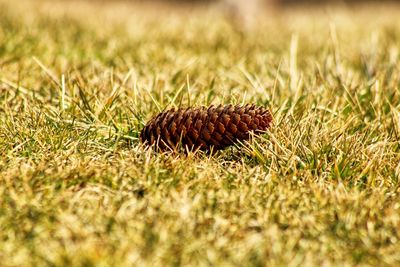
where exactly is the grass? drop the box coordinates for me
[1,0,400,266]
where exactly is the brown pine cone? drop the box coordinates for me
[140,104,272,152]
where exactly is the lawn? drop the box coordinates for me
[0,0,400,266]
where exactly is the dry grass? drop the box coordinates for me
[1,0,400,266]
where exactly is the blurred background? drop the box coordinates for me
[91,0,399,3]
[85,0,400,4]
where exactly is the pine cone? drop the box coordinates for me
[140,104,272,152]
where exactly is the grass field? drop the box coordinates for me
[1,0,400,266]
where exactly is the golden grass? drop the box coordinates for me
[0,0,400,266]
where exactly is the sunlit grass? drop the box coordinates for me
[0,0,400,266]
